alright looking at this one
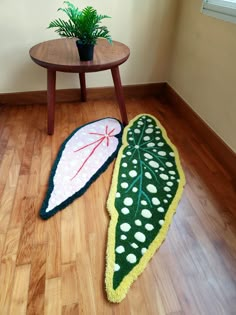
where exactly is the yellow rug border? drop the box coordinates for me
[105,113,186,303]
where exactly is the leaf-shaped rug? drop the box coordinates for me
[106,113,185,302]
[40,117,123,219]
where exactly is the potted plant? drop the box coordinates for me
[48,1,112,61]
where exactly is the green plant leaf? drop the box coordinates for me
[47,2,112,44]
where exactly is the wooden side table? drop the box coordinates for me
[29,38,130,135]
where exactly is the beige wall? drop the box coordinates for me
[0,0,177,93]
[168,0,236,152]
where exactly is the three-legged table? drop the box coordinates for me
[29,38,130,135]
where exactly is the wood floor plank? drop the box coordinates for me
[40,146,52,186]
[76,253,97,314]
[8,151,21,188]
[62,303,80,315]
[16,197,36,265]
[9,175,29,229]
[61,262,79,307]
[44,277,61,315]
[61,206,77,264]
[9,264,31,315]
[0,186,16,234]
[27,155,41,198]
[19,129,37,176]
[187,276,228,315]
[33,189,48,245]
[0,148,14,186]
[2,227,21,257]
[46,213,61,279]
[151,254,182,314]
[0,233,5,260]
[26,243,47,315]
[0,254,17,314]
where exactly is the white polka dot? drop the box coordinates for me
[169,171,176,175]
[138,121,144,125]
[120,223,131,232]
[122,162,127,167]
[121,174,126,178]
[145,223,154,231]
[158,151,166,156]
[159,167,164,171]
[114,264,120,271]
[131,243,138,249]
[164,187,171,192]
[171,176,175,180]
[149,161,159,168]
[146,184,157,193]
[134,129,140,134]
[134,232,146,243]
[147,142,155,147]
[169,152,175,157]
[141,200,148,205]
[167,194,172,198]
[141,248,147,255]
[145,172,152,179]
[129,170,137,177]
[163,199,168,203]
[124,197,133,206]
[166,162,173,167]
[141,209,152,218]
[155,137,160,140]
[126,152,132,156]
[167,181,174,187]
[126,254,137,264]
[121,182,128,189]
[147,119,152,122]
[160,174,169,180]
[121,207,130,215]
[121,234,127,240]
[145,128,153,134]
[116,246,125,254]
[135,219,142,226]
[152,197,160,206]
[135,145,139,149]
[144,136,150,141]
[144,153,152,159]
[157,207,165,212]
[132,187,138,193]
[158,142,164,147]
[159,220,164,226]
[116,192,121,198]
[132,159,138,164]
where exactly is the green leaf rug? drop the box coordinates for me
[105,113,186,302]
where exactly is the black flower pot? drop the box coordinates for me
[76,40,94,61]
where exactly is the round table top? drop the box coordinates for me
[29,38,130,73]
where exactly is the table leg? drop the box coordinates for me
[79,73,87,102]
[111,66,128,126]
[47,69,56,135]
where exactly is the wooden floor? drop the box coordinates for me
[0,96,235,315]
